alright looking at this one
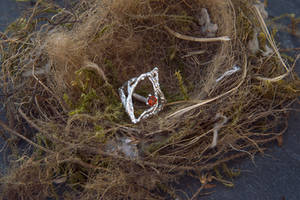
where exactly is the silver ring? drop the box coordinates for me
[118,67,166,124]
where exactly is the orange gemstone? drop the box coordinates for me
[147,95,157,106]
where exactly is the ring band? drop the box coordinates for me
[118,67,166,124]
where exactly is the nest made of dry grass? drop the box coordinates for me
[0,0,299,199]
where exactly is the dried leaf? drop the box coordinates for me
[204,184,216,189]
[277,135,283,147]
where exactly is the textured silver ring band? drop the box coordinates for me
[118,67,166,124]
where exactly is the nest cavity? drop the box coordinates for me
[0,0,299,199]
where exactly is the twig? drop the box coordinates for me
[229,144,254,162]
[18,107,66,145]
[0,120,53,154]
[190,183,206,200]
[32,64,56,98]
[255,54,300,82]
[19,107,48,135]
[58,157,111,172]
[166,55,247,119]
[182,0,192,8]
[181,50,206,58]
[279,47,300,52]
[25,0,42,30]
[253,5,294,82]
[65,113,98,135]
[164,26,230,42]
[32,64,68,113]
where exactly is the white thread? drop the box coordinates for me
[216,65,241,82]
[211,113,228,148]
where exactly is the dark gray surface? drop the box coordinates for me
[0,0,20,174]
[0,0,20,32]
[0,0,300,199]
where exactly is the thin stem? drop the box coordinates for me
[164,25,230,42]
[0,120,53,154]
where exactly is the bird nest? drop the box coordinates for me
[0,0,299,199]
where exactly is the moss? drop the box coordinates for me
[69,89,98,116]
[258,31,267,50]
[63,93,73,108]
[175,70,189,100]
[102,103,126,122]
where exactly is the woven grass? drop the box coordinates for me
[0,0,299,199]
